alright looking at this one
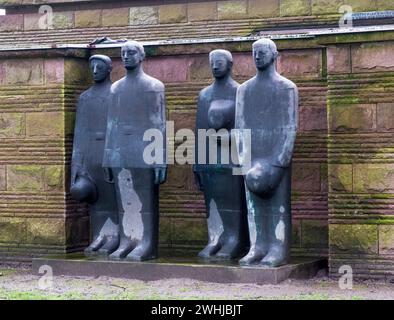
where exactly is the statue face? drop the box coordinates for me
[210,54,231,79]
[90,59,110,83]
[121,44,143,70]
[253,44,276,71]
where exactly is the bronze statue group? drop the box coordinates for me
[71,38,298,268]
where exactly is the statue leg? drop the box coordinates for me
[239,185,269,265]
[109,168,140,260]
[198,170,224,259]
[84,167,119,257]
[261,168,292,267]
[126,168,159,261]
[215,173,249,260]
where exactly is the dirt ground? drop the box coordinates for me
[0,267,394,300]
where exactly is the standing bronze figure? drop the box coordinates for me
[194,49,248,260]
[71,55,119,256]
[235,39,298,267]
[103,41,167,261]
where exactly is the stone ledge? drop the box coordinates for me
[32,254,327,284]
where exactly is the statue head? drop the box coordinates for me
[89,55,112,83]
[252,38,278,71]
[121,40,145,70]
[209,49,233,79]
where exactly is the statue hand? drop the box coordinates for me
[154,167,167,185]
[103,167,114,184]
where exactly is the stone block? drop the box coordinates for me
[0,113,25,138]
[188,2,217,21]
[277,49,322,78]
[26,112,64,137]
[377,103,394,132]
[52,11,74,29]
[167,165,194,190]
[159,4,187,24]
[379,225,394,254]
[329,164,353,192]
[352,42,394,73]
[189,56,211,80]
[24,13,46,31]
[144,56,190,82]
[329,104,376,132]
[280,0,311,16]
[75,9,101,28]
[330,224,378,254]
[344,0,377,12]
[159,217,172,245]
[64,58,89,84]
[218,0,248,20]
[102,8,129,27]
[44,165,64,191]
[7,165,44,191]
[129,6,158,25]
[232,53,256,79]
[3,59,44,85]
[0,218,26,243]
[302,220,328,248]
[292,163,321,192]
[353,164,394,193]
[44,59,64,84]
[299,106,327,132]
[0,14,23,31]
[248,0,279,18]
[0,165,5,191]
[312,0,344,15]
[171,218,207,244]
[292,218,301,247]
[66,217,89,245]
[26,218,66,245]
[376,0,394,10]
[327,45,351,74]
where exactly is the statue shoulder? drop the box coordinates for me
[110,77,125,93]
[237,77,254,93]
[277,75,298,91]
[143,74,165,92]
[198,84,213,101]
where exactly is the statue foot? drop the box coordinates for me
[198,242,221,259]
[239,246,267,265]
[125,242,156,261]
[260,246,288,268]
[215,238,243,260]
[108,239,136,260]
[84,235,106,256]
[97,236,120,256]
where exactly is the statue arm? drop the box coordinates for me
[154,89,167,185]
[193,93,204,191]
[272,86,299,169]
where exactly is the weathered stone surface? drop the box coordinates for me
[292,163,321,192]
[26,112,64,137]
[232,53,256,79]
[167,165,194,190]
[75,10,101,28]
[379,225,394,254]
[0,113,24,138]
[277,49,322,77]
[302,220,328,248]
[169,110,195,132]
[329,164,352,193]
[66,217,89,245]
[0,14,23,32]
[129,6,158,25]
[2,59,44,85]
[44,165,64,191]
[329,104,376,132]
[330,224,378,254]
[299,106,327,132]
[377,0,394,10]
[0,218,26,243]
[327,45,351,74]
[345,0,377,12]
[26,218,66,245]
[377,103,394,132]
[248,0,279,18]
[188,2,217,21]
[52,12,74,29]
[312,0,344,15]
[44,59,64,84]
[7,165,44,191]
[159,4,187,24]
[0,165,6,191]
[24,13,45,31]
[189,56,211,80]
[64,59,89,84]
[172,218,207,244]
[102,8,129,27]
[159,217,172,245]
[280,0,311,16]
[353,164,394,193]
[352,42,394,73]
[144,56,190,82]
[218,0,248,20]
[292,219,301,247]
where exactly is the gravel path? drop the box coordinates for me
[1,267,394,300]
